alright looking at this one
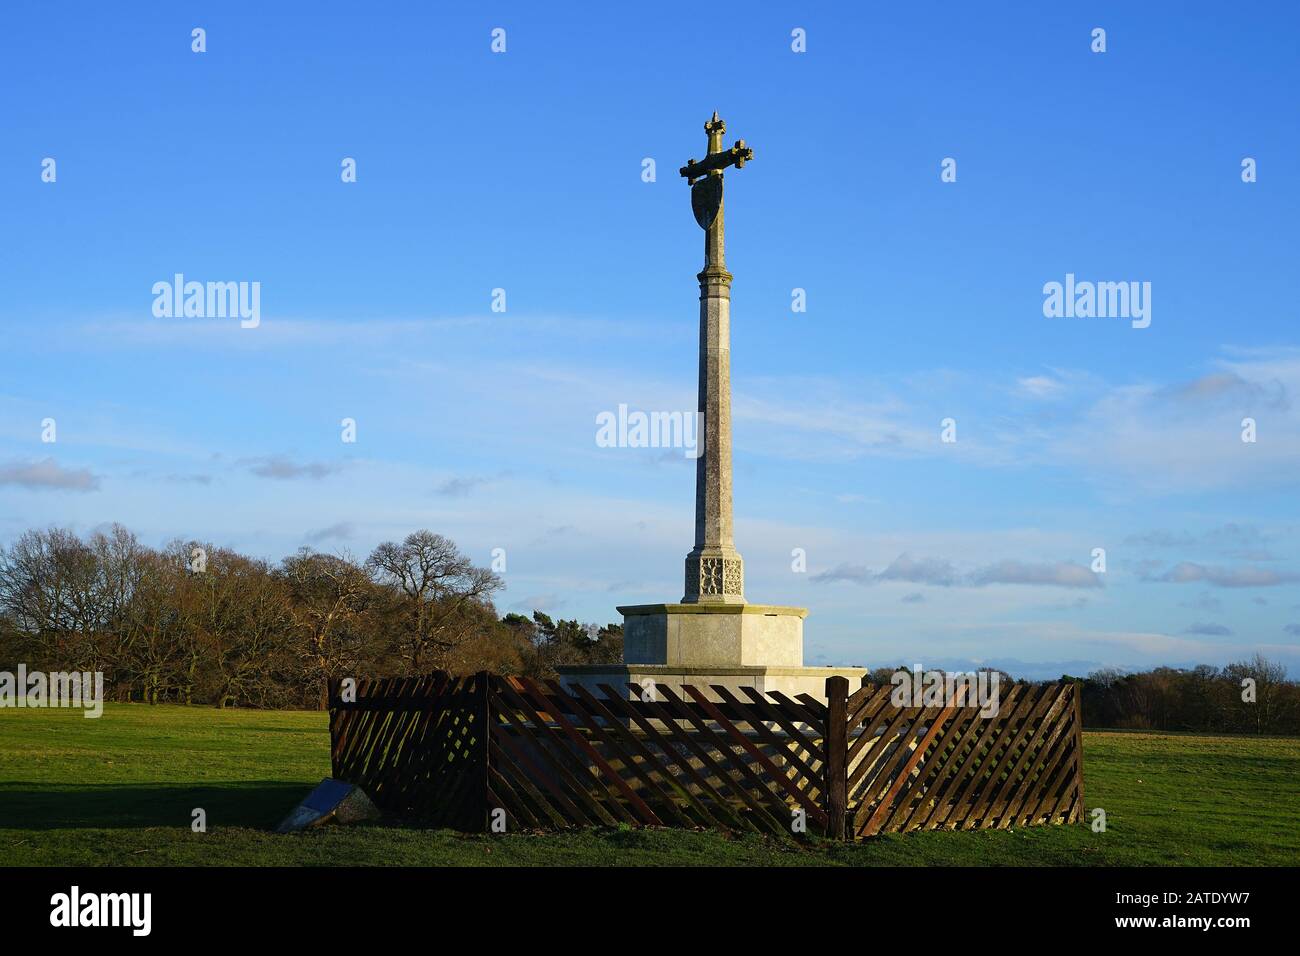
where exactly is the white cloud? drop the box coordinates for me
[1152,561,1300,588]
[0,458,100,492]
[811,553,1102,589]
[969,560,1102,589]
[1016,375,1065,398]
[241,456,340,481]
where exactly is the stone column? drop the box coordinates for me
[683,190,744,603]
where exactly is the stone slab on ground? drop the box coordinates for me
[274,777,380,834]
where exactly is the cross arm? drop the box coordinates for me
[679,140,754,185]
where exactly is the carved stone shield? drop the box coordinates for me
[691,176,722,230]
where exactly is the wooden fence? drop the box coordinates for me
[328,672,1083,840]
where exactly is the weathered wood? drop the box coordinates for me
[494,678,643,827]
[1071,683,1086,823]
[601,682,753,832]
[326,670,1084,842]
[684,684,826,828]
[562,682,696,828]
[649,683,792,835]
[925,685,1031,831]
[512,679,662,826]
[867,705,955,834]
[844,681,1085,838]
[824,676,849,839]
[718,685,824,793]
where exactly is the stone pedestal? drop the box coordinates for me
[558,603,866,703]
[621,602,805,668]
[557,663,868,704]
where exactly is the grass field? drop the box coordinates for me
[1,704,1297,866]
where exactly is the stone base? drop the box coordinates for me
[619,602,808,668]
[556,664,868,704]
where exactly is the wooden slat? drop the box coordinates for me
[918,684,1030,831]
[993,687,1076,827]
[717,685,824,792]
[942,685,1049,830]
[960,684,1064,829]
[684,684,827,827]
[508,678,663,827]
[561,681,697,828]
[865,705,957,834]
[649,684,794,835]
[895,706,983,832]
[493,678,635,826]
[847,681,1087,838]
[598,683,750,832]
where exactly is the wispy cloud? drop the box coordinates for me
[241,456,340,481]
[1185,622,1233,636]
[811,553,1101,589]
[1041,348,1300,494]
[1150,562,1300,588]
[878,554,961,586]
[969,560,1102,589]
[810,562,875,585]
[0,458,100,492]
[1179,593,1224,613]
[436,475,490,497]
[1126,523,1282,561]
[721,348,1300,493]
[71,316,487,350]
[305,522,354,543]
[1163,371,1288,410]
[1016,375,1066,399]
[64,313,686,353]
[165,473,213,485]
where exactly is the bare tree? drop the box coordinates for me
[0,528,105,672]
[365,531,502,671]
[280,548,378,707]
[1225,654,1293,734]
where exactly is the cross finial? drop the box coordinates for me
[679,113,754,186]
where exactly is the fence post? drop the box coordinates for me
[824,675,849,840]
[477,670,492,833]
[1071,681,1086,823]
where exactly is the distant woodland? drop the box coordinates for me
[1,524,1296,733]
[865,657,1298,735]
[0,525,620,709]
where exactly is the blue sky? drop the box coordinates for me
[2,2,1298,678]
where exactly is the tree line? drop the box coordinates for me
[864,656,1298,735]
[0,525,621,709]
[2,524,1294,733]
[1073,658,1297,735]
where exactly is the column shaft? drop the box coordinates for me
[683,197,744,603]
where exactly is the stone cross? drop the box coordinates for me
[679,112,753,604]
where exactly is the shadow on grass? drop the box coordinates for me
[0,781,313,830]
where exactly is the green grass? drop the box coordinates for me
[1,704,1297,866]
